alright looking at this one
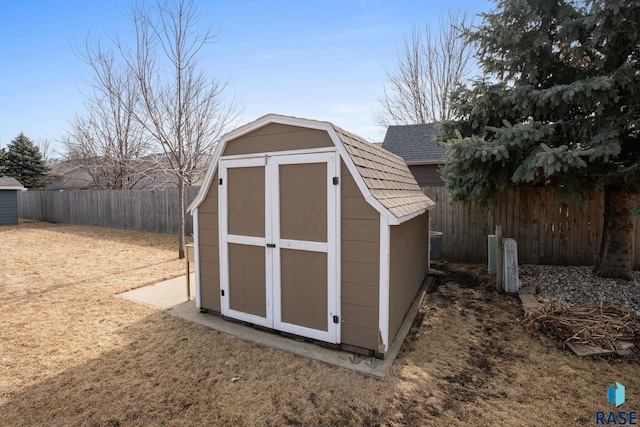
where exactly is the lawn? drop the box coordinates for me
[1,220,638,426]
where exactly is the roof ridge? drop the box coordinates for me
[331,125,407,164]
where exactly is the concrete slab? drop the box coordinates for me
[169,300,391,379]
[518,286,536,295]
[119,274,195,309]
[519,293,542,314]
[503,238,520,293]
[567,342,614,357]
[118,274,432,380]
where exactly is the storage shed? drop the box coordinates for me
[188,115,435,356]
[0,177,24,226]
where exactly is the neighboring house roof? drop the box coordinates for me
[0,176,24,190]
[188,114,435,224]
[382,123,446,165]
[45,154,211,190]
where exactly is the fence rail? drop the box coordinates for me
[17,185,640,268]
[17,187,200,235]
[423,186,640,269]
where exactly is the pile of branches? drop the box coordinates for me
[522,302,640,354]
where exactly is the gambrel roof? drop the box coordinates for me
[332,126,435,218]
[188,114,434,224]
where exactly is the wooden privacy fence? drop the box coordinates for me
[423,186,640,269]
[17,187,200,235]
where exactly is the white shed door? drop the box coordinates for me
[219,151,340,344]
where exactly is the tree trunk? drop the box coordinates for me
[177,178,185,259]
[594,186,633,280]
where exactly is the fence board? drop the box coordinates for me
[17,187,200,235]
[422,186,640,269]
[18,185,640,268]
[513,187,521,261]
[631,216,640,265]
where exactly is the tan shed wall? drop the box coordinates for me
[197,129,387,352]
[388,212,429,343]
[340,161,380,351]
[223,123,333,156]
[198,171,221,312]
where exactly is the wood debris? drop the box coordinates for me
[522,302,640,356]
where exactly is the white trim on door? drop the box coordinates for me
[278,239,327,252]
[219,151,341,344]
[226,234,266,247]
[270,152,339,343]
[220,146,337,162]
[218,158,273,329]
[331,153,341,344]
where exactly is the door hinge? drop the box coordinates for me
[221,289,225,296]
[333,177,339,185]
[266,243,276,248]
[333,315,339,324]
[219,178,223,185]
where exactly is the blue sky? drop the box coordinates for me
[0,0,492,154]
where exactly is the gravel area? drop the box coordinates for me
[519,265,640,316]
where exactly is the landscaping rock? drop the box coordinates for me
[519,265,640,315]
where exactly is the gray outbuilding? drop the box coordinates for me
[188,115,435,357]
[382,123,446,187]
[0,177,24,226]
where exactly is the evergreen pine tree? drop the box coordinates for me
[440,0,640,279]
[5,133,48,188]
[0,148,8,175]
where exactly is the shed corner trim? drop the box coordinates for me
[378,214,391,354]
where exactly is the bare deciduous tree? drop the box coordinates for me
[35,138,58,167]
[376,10,476,126]
[125,0,239,258]
[64,51,153,189]
[77,0,239,258]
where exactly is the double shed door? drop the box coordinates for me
[218,151,340,343]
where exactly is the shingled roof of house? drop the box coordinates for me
[382,123,446,164]
[0,176,24,189]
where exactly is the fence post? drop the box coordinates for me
[496,225,503,292]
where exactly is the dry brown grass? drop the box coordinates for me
[1,220,638,426]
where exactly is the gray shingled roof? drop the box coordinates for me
[0,176,24,189]
[332,125,435,218]
[382,123,446,164]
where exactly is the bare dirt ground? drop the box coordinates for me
[1,220,638,426]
